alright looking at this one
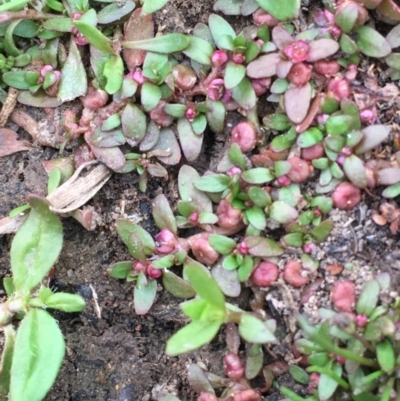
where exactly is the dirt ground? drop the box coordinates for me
[1,0,400,400]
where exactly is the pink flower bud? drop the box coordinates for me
[330,25,342,37]
[328,78,351,101]
[336,355,346,364]
[74,33,89,46]
[284,40,310,63]
[227,166,242,177]
[360,108,377,124]
[336,155,345,165]
[224,353,244,381]
[283,260,309,287]
[237,241,249,255]
[216,199,242,229]
[313,209,322,217]
[355,314,368,327]
[133,261,147,272]
[314,9,335,26]
[189,233,220,265]
[253,8,279,27]
[308,373,320,393]
[302,143,325,161]
[208,78,225,101]
[155,229,178,254]
[80,86,109,109]
[233,389,261,401]
[331,182,361,210]
[287,62,312,86]
[185,106,196,121]
[287,157,311,183]
[40,65,54,78]
[197,393,218,401]
[345,64,358,80]
[331,281,356,312]
[313,60,340,76]
[317,114,329,126]
[277,175,291,186]
[172,64,197,91]
[231,121,257,153]
[129,68,146,85]
[211,50,228,67]
[251,77,271,96]
[251,261,279,287]
[303,243,315,254]
[147,265,162,278]
[340,147,352,157]
[189,212,199,223]
[232,53,245,64]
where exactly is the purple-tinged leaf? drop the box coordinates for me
[213,0,243,15]
[147,163,168,177]
[85,140,126,171]
[188,364,215,395]
[377,167,400,185]
[177,117,203,162]
[140,121,160,152]
[386,24,400,49]
[134,273,157,314]
[335,2,358,33]
[306,39,339,62]
[0,128,31,157]
[343,155,367,188]
[152,194,177,234]
[212,263,241,297]
[269,201,298,224]
[246,53,280,78]
[122,103,147,142]
[18,91,62,108]
[272,25,294,50]
[152,128,181,165]
[90,128,126,148]
[355,26,392,58]
[284,83,312,124]
[244,236,284,257]
[163,271,195,299]
[231,77,256,110]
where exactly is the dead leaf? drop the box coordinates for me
[0,127,31,157]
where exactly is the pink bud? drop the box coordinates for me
[172,64,197,91]
[224,353,244,381]
[197,393,218,401]
[216,199,242,230]
[330,25,342,37]
[277,175,291,186]
[227,166,242,177]
[232,53,245,64]
[313,60,340,76]
[313,209,322,217]
[331,281,356,312]
[237,241,249,255]
[130,68,146,85]
[253,8,279,27]
[40,65,54,78]
[283,260,309,287]
[314,9,335,26]
[133,261,147,272]
[251,77,271,96]
[336,355,346,364]
[233,389,261,401]
[284,40,310,63]
[336,155,345,165]
[308,373,320,393]
[80,86,109,109]
[189,212,199,223]
[185,106,196,121]
[355,314,368,327]
[74,33,89,46]
[251,261,279,287]
[208,78,225,101]
[287,62,312,86]
[328,78,351,101]
[231,121,257,153]
[188,233,220,265]
[155,229,178,254]
[345,64,358,80]
[287,157,311,183]
[302,143,325,161]
[331,182,361,210]
[317,114,329,126]
[303,243,315,254]
[360,108,377,124]
[147,265,162,278]
[211,50,228,67]
[340,147,352,157]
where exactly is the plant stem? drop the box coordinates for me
[280,386,315,401]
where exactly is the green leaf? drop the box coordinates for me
[141,82,162,111]
[269,201,298,224]
[2,71,39,90]
[255,0,300,20]
[343,155,367,189]
[247,187,271,208]
[142,0,169,14]
[10,309,65,401]
[297,127,323,148]
[104,54,124,95]
[10,195,62,292]
[58,40,87,102]
[209,234,237,255]
[43,292,86,312]
[245,236,284,257]
[224,61,246,89]
[241,168,274,184]
[325,115,353,135]
[356,279,380,317]
[166,320,221,356]
[206,99,226,133]
[316,362,342,400]
[122,33,190,53]
[208,14,236,46]
[163,271,195,299]
[245,344,263,380]
[183,36,214,65]
[185,261,225,310]
[382,183,400,198]
[43,17,73,32]
[245,206,266,230]
[310,220,333,243]
[335,2,357,33]
[108,261,133,279]
[231,77,256,110]
[116,220,156,254]
[289,365,310,385]
[97,0,136,23]
[152,193,177,234]
[355,26,391,58]
[73,21,114,53]
[0,325,15,397]
[376,340,395,373]
[121,103,147,144]
[194,174,231,192]
[134,274,157,314]
[239,314,276,343]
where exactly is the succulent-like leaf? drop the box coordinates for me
[153,128,182,165]
[97,0,136,23]
[343,155,367,189]
[108,261,133,279]
[355,125,391,155]
[307,39,339,62]
[231,77,256,110]
[297,127,323,148]
[244,236,284,257]
[356,279,380,317]
[355,26,392,58]
[134,273,157,314]
[122,33,190,53]
[0,325,15,397]
[152,194,177,234]
[206,99,226,133]
[213,0,244,15]
[208,14,236,46]
[245,206,267,230]
[270,201,298,224]
[142,0,169,14]
[209,234,237,255]
[177,117,203,162]
[239,314,276,343]
[195,174,231,192]
[310,220,333,242]
[224,61,246,89]
[241,168,274,184]
[255,0,300,20]
[183,36,214,65]
[376,340,395,373]
[284,83,312,124]
[246,53,281,78]
[212,263,241,297]
[163,271,195,299]
[42,292,85,312]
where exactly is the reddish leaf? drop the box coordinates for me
[0,128,31,157]
[123,8,154,70]
[284,83,312,124]
[246,53,281,78]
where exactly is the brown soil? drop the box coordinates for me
[1,1,400,401]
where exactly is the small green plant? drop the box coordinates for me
[0,195,85,401]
